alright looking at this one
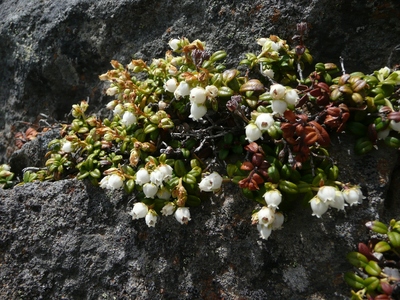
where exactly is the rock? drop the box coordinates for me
[1,0,400,299]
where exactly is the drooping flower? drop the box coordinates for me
[106,86,118,96]
[174,81,190,99]
[270,83,286,100]
[168,38,180,51]
[157,187,172,200]
[245,123,263,142]
[284,89,299,106]
[161,202,176,216]
[143,182,158,199]
[257,224,272,240]
[129,202,148,219]
[317,186,337,203]
[199,172,223,192]
[328,191,347,210]
[257,206,276,226]
[121,111,137,127]
[189,103,207,121]
[310,196,329,218]
[100,174,124,190]
[390,120,400,132]
[145,210,158,227]
[113,104,124,116]
[263,190,282,209]
[190,86,207,104]
[174,207,191,224]
[164,78,178,93]
[272,212,284,230]
[61,141,74,153]
[343,186,364,206]
[135,168,150,186]
[271,100,288,115]
[107,174,124,190]
[255,113,274,132]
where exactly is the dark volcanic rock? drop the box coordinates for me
[1,0,400,299]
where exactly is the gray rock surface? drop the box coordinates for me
[1,0,400,299]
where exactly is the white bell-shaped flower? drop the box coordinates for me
[317,186,337,203]
[129,202,148,219]
[61,141,74,153]
[168,38,180,51]
[157,187,172,200]
[174,207,191,224]
[255,113,274,132]
[161,202,176,216]
[270,83,286,100]
[158,164,173,181]
[272,212,284,230]
[107,174,124,190]
[143,182,158,199]
[190,86,207,104]
[135,168,150,186]
[113,104,124,116]
[329,191,347,210]
[258,206,276,226]
[310,196,329,218]
[390,120,400,132]
[199,172,223,192]
[145,210,158,227]
[263,190,282,209]
[189,103,207,121]
[257,224,272,240]
[343,186,364,206]
[106,86,118,96]
[245,123,263,142]
[174,81,190,99]
[164,78,178,93]
[271,100,288,115]
[284,89,299,106]
[121,111,137,127]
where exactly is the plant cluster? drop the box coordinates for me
[345,219,400,299]
[4,23,400,242]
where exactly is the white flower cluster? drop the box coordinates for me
[255,189,285,240]
[164,78,219,121]
[245,113,274,142]
[310,185,365,218]
[135,165,173,199]
[269,83,299,115]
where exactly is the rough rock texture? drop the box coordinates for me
[1,0,400,299]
